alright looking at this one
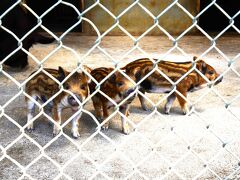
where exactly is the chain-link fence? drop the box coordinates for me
[0,0,240,179]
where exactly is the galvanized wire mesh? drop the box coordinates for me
[0,0,239,179]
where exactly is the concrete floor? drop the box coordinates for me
[0,34,240,179]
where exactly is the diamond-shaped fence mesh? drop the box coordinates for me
[0,0,239,179]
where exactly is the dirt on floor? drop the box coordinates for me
[0,34,240,179]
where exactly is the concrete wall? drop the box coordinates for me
[83,0,200,35]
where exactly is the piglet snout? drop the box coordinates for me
[126,88,135,96]
[68,94,82,106]
[215,76,223,85]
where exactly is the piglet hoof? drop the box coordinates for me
[72,135,79,139]
[53,128,60,137]
[181,104,190,115]
[182,109,190,115]
[163,105,171,115]
[27,124,34,133]
[165,111,170,115]
[164,108,170,115]
[27,128,34,133]
[142,105,152,112]
[122,125,130,135]
[72,131,80,139]
[122,129,130,135]
[52,132,61,137]
[101,125,109,131]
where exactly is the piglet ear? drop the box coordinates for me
[201,62,207,74]
[108,73,116,84]
[133,67,141,82]
[197,61,207,74]
[82,65,92,83]
[57,66,66,82]
[193,56,198,61]
[82,65,92,74]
